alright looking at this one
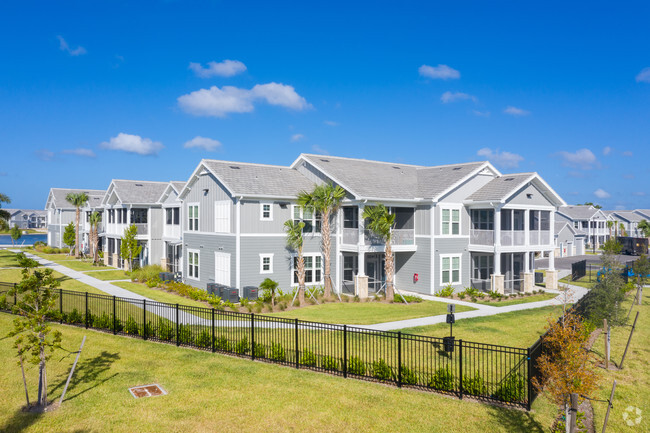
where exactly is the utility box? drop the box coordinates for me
[535,271,544,284]
[219,287,240,303]
[443,336,455,353]
[159,272,174,282]
[243,286,259,301]
[206,283,224,296]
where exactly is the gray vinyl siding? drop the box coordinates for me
[395,238,431,295]
[183,232,236,290]
[61,210,76,225]
[506,184,555,207]
[240,200,291,234]
[162,190,180,205]
[183,172,235,233]
[433,237,470,293]
[414,205,430,235]
[48,225,61,247]
[441,172,495,203]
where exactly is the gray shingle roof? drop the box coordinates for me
[610,211,645,223]
[203,160,315,197]
[558,205,601,220]
[465,173,534,201]
[634,209,650,219]
[171,181,186,193]
[111,180,169,204]
[49,188,106,209]
[417,162,488,199]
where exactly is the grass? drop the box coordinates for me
[559,270,598,289]
[27,251,71,261]
[0,311,557,433]
[84,270,130,281]
[269,300,475,325]
[473,292,557,307]
[400,306,564,348]
[0,250,20,268]
[52,260,105,272]
[111,281,210,309]
[0,269,106,295]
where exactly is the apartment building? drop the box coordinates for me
[45,188,105,248]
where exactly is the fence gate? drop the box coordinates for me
[571,260,586,281]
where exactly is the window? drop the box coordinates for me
[343,255,358,281]
[188,250,199,280]
[472,254,493,280]
[166,208,180,225]
[293,206,321,233]
[188,204,199,231]
[293,254,322,285]
[260,254,273,274]
[442,208,460,235]
[215,201,230,233]
[131,208,148,224]
[441,255,461,285]
[343,207,358,228]
[260,203,273,221]
[471,209,494,230]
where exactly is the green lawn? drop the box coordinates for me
[401,306,564,348]
[473,292,557,307]
[269,300,475,325]
[0,311,557,433]
[0,269,105,295]
[84,270,130,281]
[0,250,20,268]
[559,271,598,289]
[28,251,71,261]
[52,260,105,272]
[111,281,211,309]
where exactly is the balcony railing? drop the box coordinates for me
[529,230,551,246]
[342,228,359,245]
[134,223,148,235]
[470,229,494,245]
[501,231,525,246]
[364,230,385,246]
[106,223,127,236]
[163,225,181,239]
[392,229,414,245]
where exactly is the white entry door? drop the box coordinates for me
[215,252,231,286]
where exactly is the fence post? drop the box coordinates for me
[459,339,463,400]
[211,308,215,353]
[13,283,17,307]
[527,347,532,411]
[251,314,255,361]
[143,299,147,340]
[343,325,347,379]
[85,291,88,329]
[176,304,179,346]
[59,288,63,323]
[295,318,299,369]
[112,296,116,335]
[397,331,402,387]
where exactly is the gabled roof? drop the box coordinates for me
[634,209,650,219]
[464,173,566,206]
[610,210,646,223]
[46,188,106,210]
[171,181,186,193]
[157,181,186,204]
[557,205,605,220]
[106,180,169,205]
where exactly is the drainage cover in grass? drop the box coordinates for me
[128,384,167,399]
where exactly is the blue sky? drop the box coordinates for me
[1,0,649,210]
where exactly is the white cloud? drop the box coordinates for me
[188,60,247,78]
[324,120,339,126]
[418,64,460,80]
[632,191,646,197]
[62,148,96,157]
[477,148,524,169]
[623,150,633,157]
[35,149,54,161]
[556,148,598,169]
[311,144,329,155]
[503,106,530,116]
[57,35,86,56]
[472,110,490,117]
[440,91,477,103]
[594,188,611,199]
[290,134,304,142]
[635,67,650,83]
[603,146,612,156]
[178,83,311,117]
[183,136,222,152]
[100,133,163,156]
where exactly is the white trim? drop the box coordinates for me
[440,253,462,286]
[235,198,241,289]
[187,249,200,281]
[439,205,462,236]
[259,253,274,274]
[187,202,199,232]
[435,235,470,239]
[259,202,273,221]
[214,200,231,233]
[214,251,231,286]
[183,231,236,237]
[290,252,323,287]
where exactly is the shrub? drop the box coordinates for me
[300,350,317,367]
[353,295,360,303]
[0,294,7,310]
[146,278,160,288]
[240,298,250,308]
[494,373,526,402]
[234,337,250,354]
[130,264,165,283]
[253,342,266,358]
[392,294,424,304]
[463,372,487,395]
[371,359,394,381]
[321,355,339,371]
[93,313,113,330]
[458,292,466,300]
[223,300,237,311]
[428,366,455,391]
[399,365,418,385]
[277,301,287,311]
[124,316,139,335]
[348,356,366,375]
[140,321,153,338]
[438,285,455,297]
[177,324,193,344]
[156,319,175,341]
[214,336,231,351]
[66,308,84,324]
[270,342,286,361]
[196,330,212,348]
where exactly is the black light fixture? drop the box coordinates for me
[203,188,209,195]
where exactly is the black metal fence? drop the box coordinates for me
[571,259,586,281]
[0,284,532,408]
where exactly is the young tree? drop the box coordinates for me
[362,204,396,301]
[259,277,280,308]
[89,211,102,264]
[632,254,650,306]
[63,222,76,250]
[8,263,63,408]
[297,183,346,298]
[639,219,650,238]
[65,192,88,258]
[532,312,599,429]
[284,219,306,305]
[10,225,22,246]
[120,224,142,271]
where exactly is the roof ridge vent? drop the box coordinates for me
[504,177,515,181]
[320,159,330,162]
[453,167,462,171]
[135,184,143,186]
[229,166,240,169]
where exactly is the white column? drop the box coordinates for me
[494,206,501,275]
[549,249,555,271]
[235,198,241,290]
[524,209,530,247]
[524,250,530,273]
[549,210,555,247]
[358,204,365,247]
[358,251,365,276]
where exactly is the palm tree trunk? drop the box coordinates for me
[74,207,80,258]
[385,242,394,301]
[322,209,332,298]
[298,248,305,305]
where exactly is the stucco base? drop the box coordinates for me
[356,275,368,299]
[546,270,559,291]
[491,274,505,295]
[523,272,534,293]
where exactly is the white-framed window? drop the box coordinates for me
[215,200,230,233]
[292,205,322,233]
[441,254,461,285]
[259,253,274,274]
[292,253,323,285]
[441,208,460,235]
[260,203,273,221]
[187,249,199,280]
[188,203,199,231]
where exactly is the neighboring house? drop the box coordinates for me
[100,180,170,269]
[178,154,566,297]
[556,205,610,248]
[606,210,646,238]
[45,188,105,248]
[4,209,47,229]
[554,221,586,257]
[157,181,186,274]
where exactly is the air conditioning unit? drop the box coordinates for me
[219,286,240,303]
[243,286,258,301]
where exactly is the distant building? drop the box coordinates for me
[3,209,47,229]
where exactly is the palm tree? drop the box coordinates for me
[0,192,11,224]
[619,222,627,237]
[297,183,346,298]
[89,211,102,264]
[284,219,306,305]
[606,220,613,239]
[639,219,650,238]
[362,204,396,301]
[65,192,88,258]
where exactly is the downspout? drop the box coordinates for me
[235,196,242,292]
